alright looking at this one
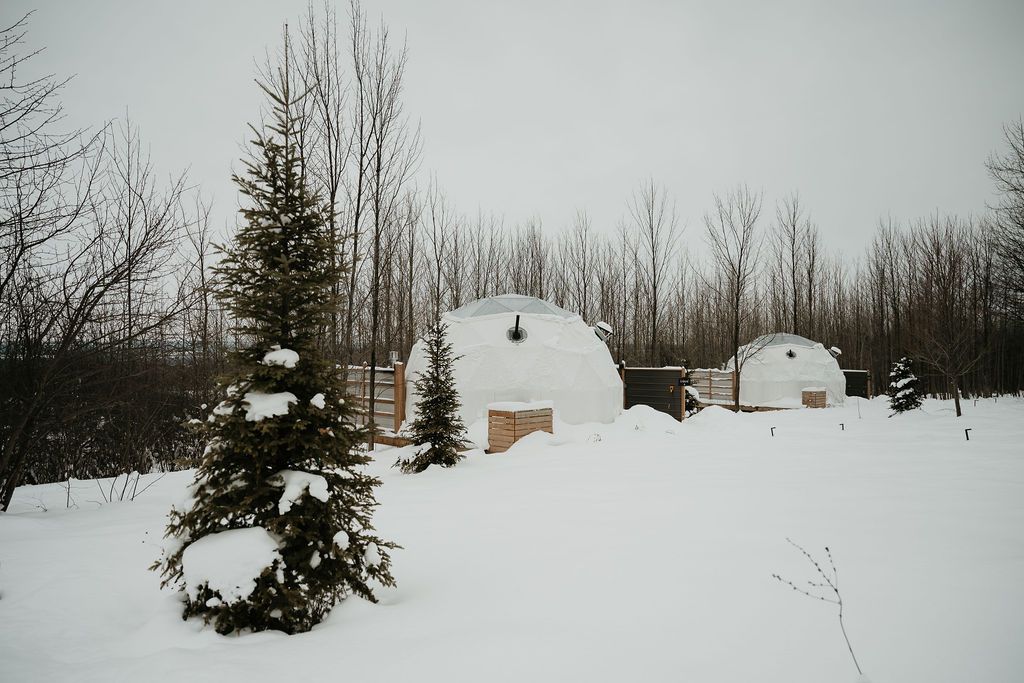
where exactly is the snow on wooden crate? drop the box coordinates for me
[801,387,827,409]
[487,401,553,453]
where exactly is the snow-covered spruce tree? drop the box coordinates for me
[888,357,923,415]
[396,322,467,473]
[681,364,699,417]
[153,57,394,635]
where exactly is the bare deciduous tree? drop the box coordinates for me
[629,179,680,365]
[703,184,763,409]
[987,118,1024,321]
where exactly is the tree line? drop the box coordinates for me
[2,5,1023,505]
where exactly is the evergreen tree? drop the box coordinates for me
[888,356,923,415]
[153,47,395,635]
[397,321,467,473]
[682,365,699,417]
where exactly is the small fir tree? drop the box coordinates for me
[888,357,923,414]
[396,322,467,473]
[153,51,394,634]
[682,365,699,417]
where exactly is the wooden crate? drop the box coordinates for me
[487,406,553,453]
[801,389,827,409]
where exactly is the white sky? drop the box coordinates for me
[7,0,1024,258]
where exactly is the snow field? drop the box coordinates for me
[1,397,1022,682]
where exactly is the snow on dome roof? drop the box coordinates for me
[727,332,847,408]
[447,294,577,320]
[407,294,621,425]
[750,333,818,349]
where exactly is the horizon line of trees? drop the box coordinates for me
[2,6,1023,503]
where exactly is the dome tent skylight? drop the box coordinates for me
[748,333,817,349]
[447,294,576,320]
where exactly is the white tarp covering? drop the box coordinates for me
[726,333,846,407]
[405,295,623,426]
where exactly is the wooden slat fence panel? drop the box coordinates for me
[688,368,735,405]
[345,363,406,435]
[487,407,553,453]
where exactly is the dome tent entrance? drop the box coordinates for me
[726,333,846,408]
[404,295,622,427]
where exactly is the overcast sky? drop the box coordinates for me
[7,0,1024,257]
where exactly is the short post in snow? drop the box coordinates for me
[964,428,972,441]
[770,426,776,437]
[839,423,845,431]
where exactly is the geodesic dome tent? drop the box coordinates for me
[404,294,622,426]
[726,333,846,407]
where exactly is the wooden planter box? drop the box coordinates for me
[801,388,827,409]
[487,403,553,453]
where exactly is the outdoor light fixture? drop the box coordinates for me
[594,321,614,342]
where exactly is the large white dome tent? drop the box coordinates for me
[404,294,623,426]
[726,333,846,407]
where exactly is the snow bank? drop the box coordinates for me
[271,470,330,514]
[242,391,297,422]
[690,404,738,424]
[613,404,685,434]
[5,397,1024,682]
[504,429,555,451]
[181,527,280,603]
[262,346,299,368]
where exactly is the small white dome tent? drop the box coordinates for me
[726,333,846,407]
[404,294,623,426]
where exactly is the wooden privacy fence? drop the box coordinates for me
[688,368,735,406]
[619,364,688,421]
[843,369,872,398]
[345,363,406,437]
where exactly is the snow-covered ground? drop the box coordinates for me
[2,397,1022,682]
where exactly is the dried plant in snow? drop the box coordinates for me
[772,538,865,679]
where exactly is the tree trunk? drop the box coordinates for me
[952,377,962,417]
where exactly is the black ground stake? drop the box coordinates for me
[965,428,972,441]
[770,427,776,437]
[840,423,845,431]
